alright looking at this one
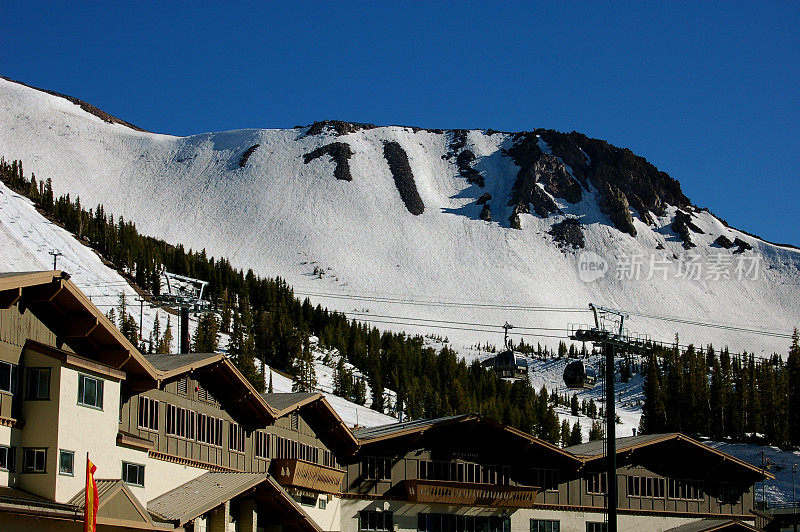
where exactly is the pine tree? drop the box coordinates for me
[192,314,220,353]
[640,353,666,434]
[569,420,583,445]
[571,393,579,416]
[267,370,274,393]
[788,329,800,444]
[560,419,571,448]
[292,337,318,393]
[116,293,139,346]
[588,420,604,441]
[157,317,173,354]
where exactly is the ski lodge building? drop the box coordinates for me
[0,272,769,531]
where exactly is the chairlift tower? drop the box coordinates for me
[150,271,213,353]
[568,304,651,532]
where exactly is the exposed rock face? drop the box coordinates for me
[444,130,484,187]
[672,210,704,249]
[476,193,492,205]
[538,129,690,226]
[506,133,582,209]
[382,141,424,215]
[479,203,491,221]
[549,218,585,249]
[239,144,260,168]
[715,235,734,249]
[601,182,637,237]
[304,120,377,137]
[734,237,753,253]
[303,142,355,181]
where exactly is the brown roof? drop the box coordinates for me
[143,352,224,374]
[147,472,322,532]
[262,392,320,414]
[566,433,772,479]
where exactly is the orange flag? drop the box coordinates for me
[84,454,98,532]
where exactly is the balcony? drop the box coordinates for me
[271,458,345,494]
[404,479,539,508]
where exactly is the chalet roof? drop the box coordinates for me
[665,519,761,531]
[147,472,322,532]
[565,433,772,479]
[566,432,674,457]
[66,479,121,507]
[66,479,172,531]
[262,392,319,413]
[143,352,223,374]
[0,271,158,380]
[353,414,582,466]
[353,415,470,441]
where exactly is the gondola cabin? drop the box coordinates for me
[563,361,597,390]
[483,349,529,381]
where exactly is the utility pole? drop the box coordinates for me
[49,250,62,271]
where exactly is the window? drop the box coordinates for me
[418,513,510,532]
[668,479,704,500]
[177,377,188,395]
[322,449,336,468]
[627,476,665,498]
[0,361,18,394]
[229,422,246,453]
[418,460,509,486]
[319,497,327,510]
[196,413,223,446]
[0,445,15,472]
[586,472,607,494]
[586,523,607,532]
[532,468,559,491]
[531,520,560,532]
[78,374,103,409]
[718,482,744,504]
[22,448,46,473]
[122,462,145,487]
[254,431,269,459]
[291,413,299,431]
[25,367,50,400]
[166,404,195,439]
[363,457,392,480]
[138,396,159,431]
[59,450,74,476]
[360,510,393,531]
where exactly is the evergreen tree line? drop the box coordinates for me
[1,158,570,443]
[640,332,800,447]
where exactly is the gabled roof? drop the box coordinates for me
[67,479,172,531]
[262,392,360,453]
[0,271,158,380]
[665,519,761,532]
[143,352,277,428]
[566,433,772,479]
[262,392,319,414]
[353,414,582,466]
[147,472,322,532]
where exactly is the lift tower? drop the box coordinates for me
[150,271,213,354]
[569,304,651,532]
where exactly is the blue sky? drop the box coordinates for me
[2,1,799,244]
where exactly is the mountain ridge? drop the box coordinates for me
[1,76,798,354]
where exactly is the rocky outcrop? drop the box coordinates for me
[549,218,585,249]
[734,237,752,253]
[476,193,492,205]
[601,182,637,237]
[303,142,355,181]
[672,210,704,249]
[304,120,377,137]
[239,144,260,168]
[383,141,424,215]
[506,133,582,206]
[715,235,734,249]
[444,130,484,187]
[480,203,491,221]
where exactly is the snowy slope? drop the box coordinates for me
[1,77,799,357]
[0,178,395,427]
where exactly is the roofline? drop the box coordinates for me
[269,392,325,418]
[309,395,360,450]
[156,353,227,380]
[573,433,774,479]
[355,414,477,444]
[216,358,278,419]
[0,271,161,381]
[479,417,584,465]
[172,473,269,525]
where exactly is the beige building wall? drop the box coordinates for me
[299,494,341,532]
[52,361,207,504]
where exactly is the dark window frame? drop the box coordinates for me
[360,510,393,531]
[77,374,104,409]
[59,449,74,476]
[25,367,50,400]
[22,447,47,473]
[0,445,15,472]
[122,461,145,487]
[531,519,560,532]
[0,361,18,395]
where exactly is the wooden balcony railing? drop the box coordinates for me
[404,479,539,508]
[271,458,345,494]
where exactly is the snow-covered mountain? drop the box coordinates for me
[1,76,798,355]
